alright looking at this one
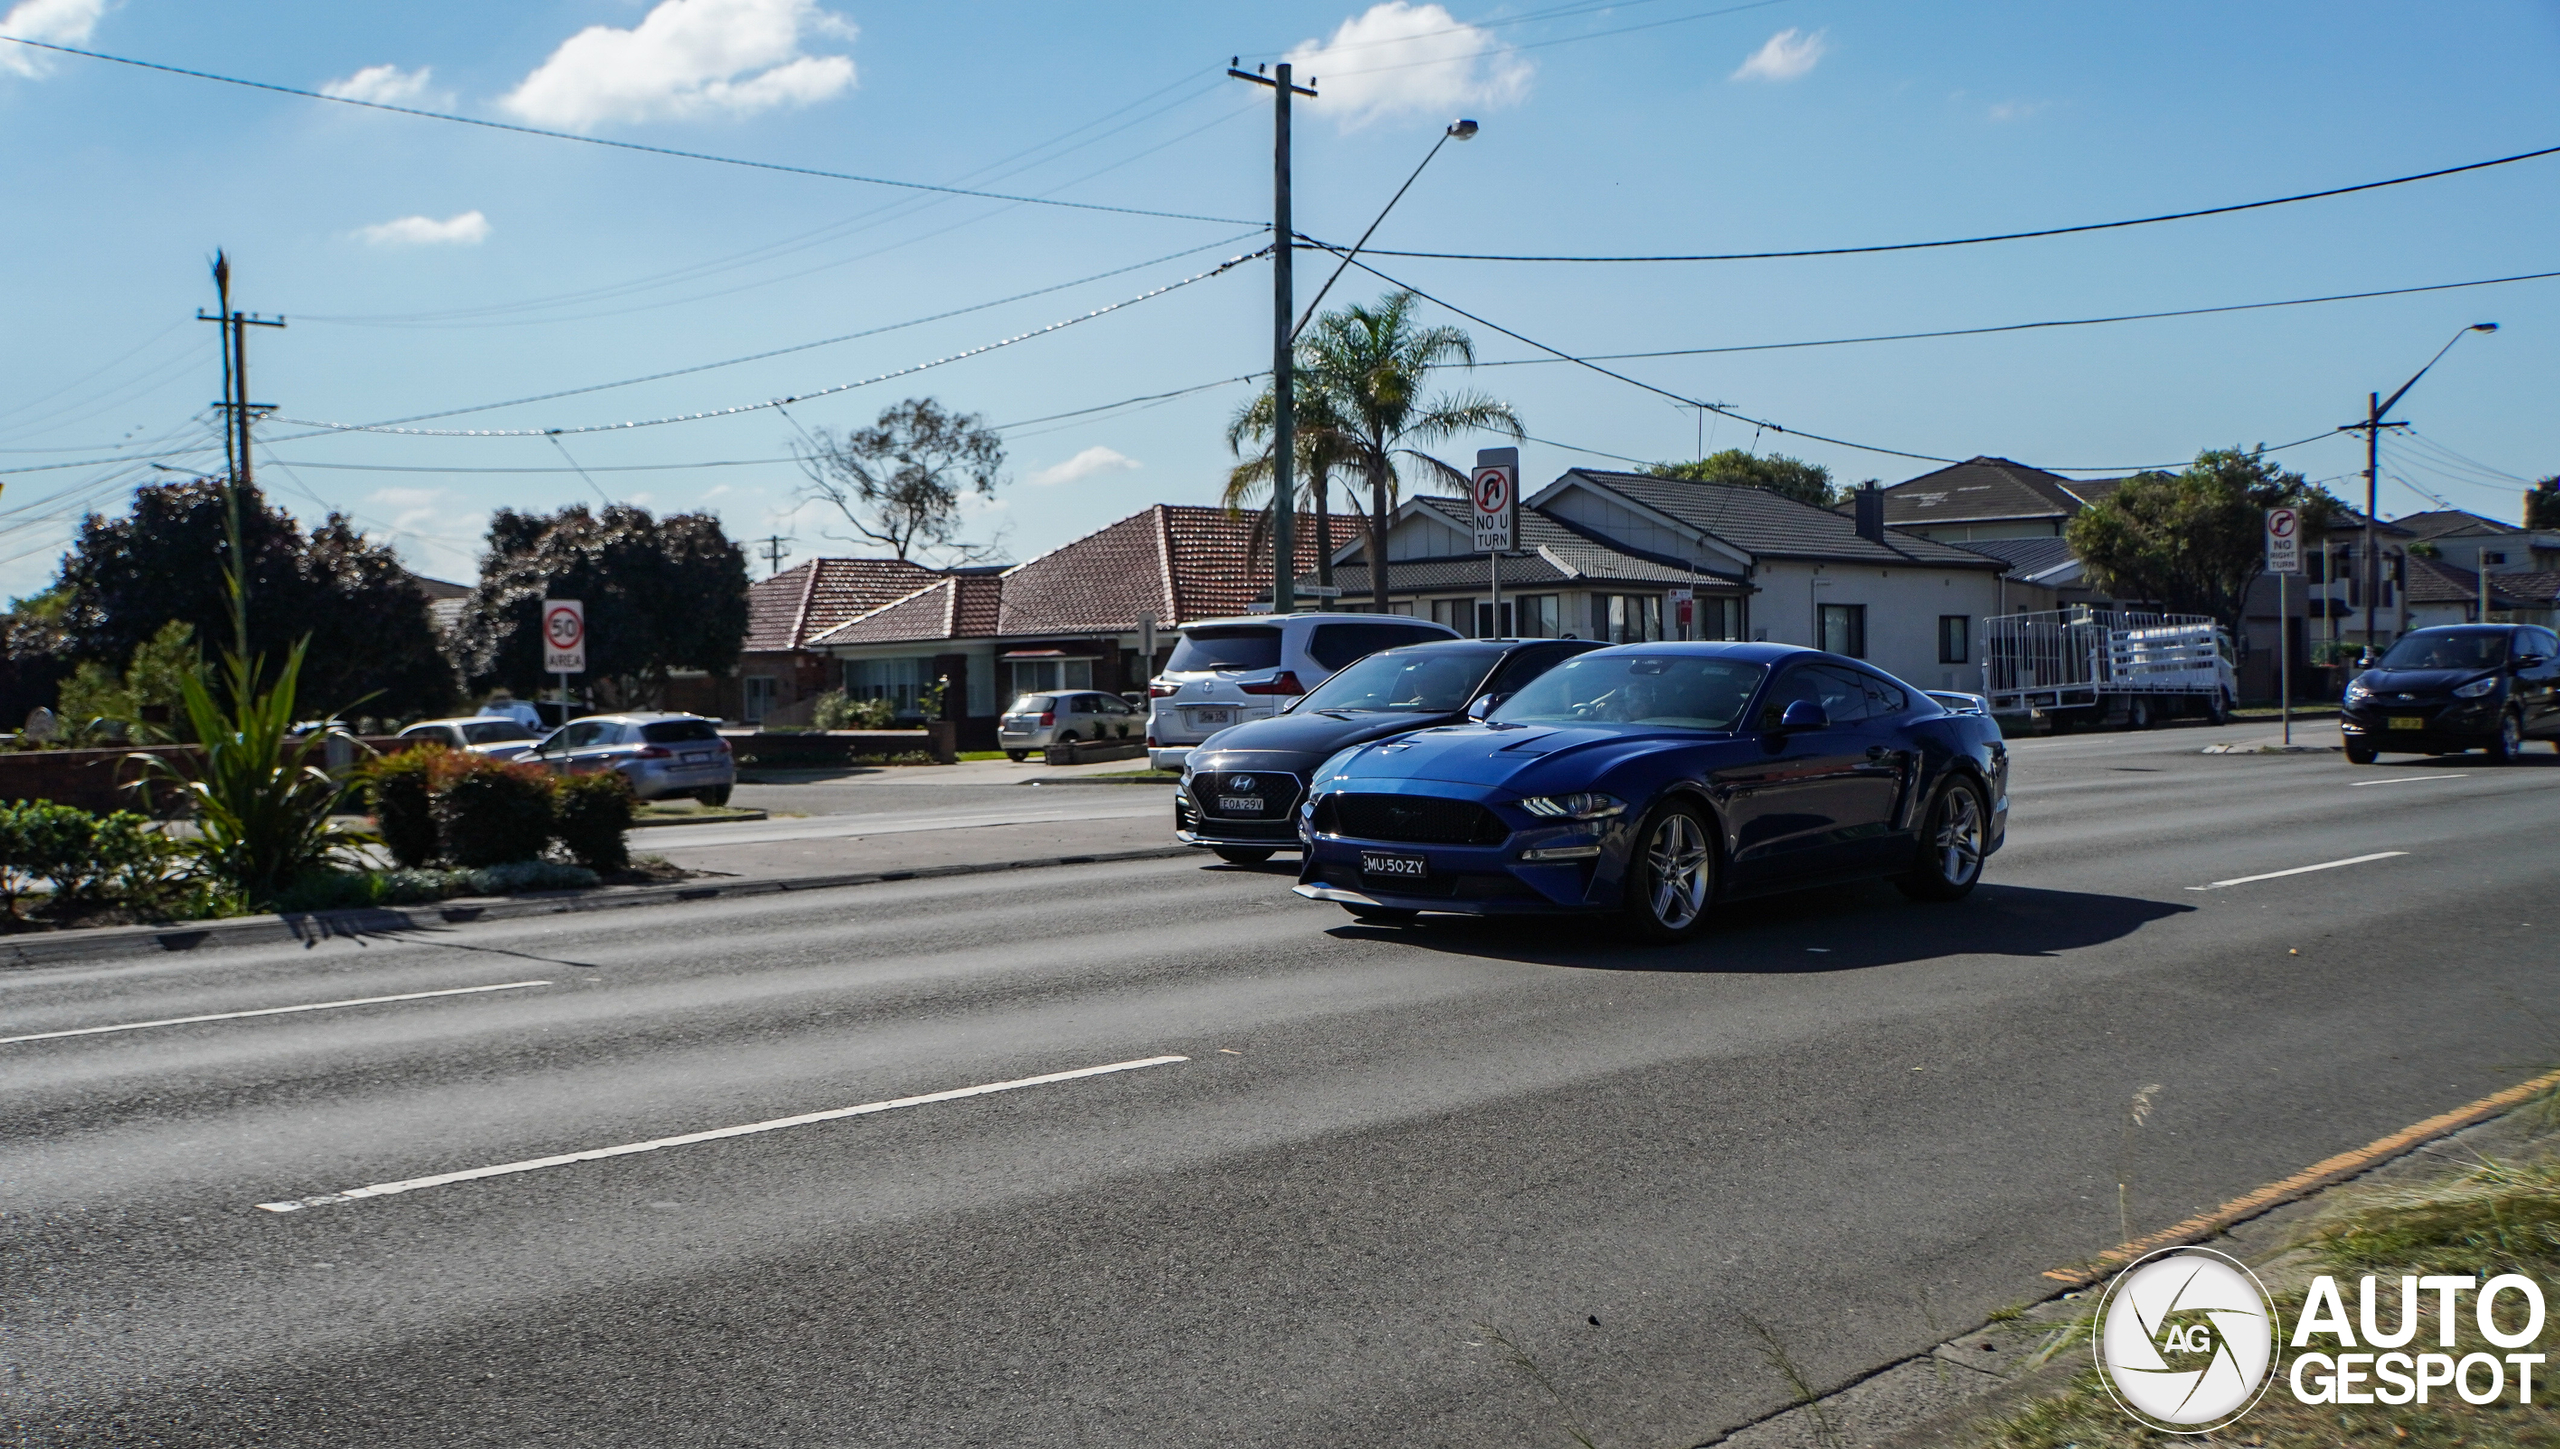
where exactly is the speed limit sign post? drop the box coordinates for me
[543,598,585,722]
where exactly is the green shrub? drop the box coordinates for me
[356,746,448,868]
[813,690,895,730]
[274,867,471,914]
[464,860,595,894]
[433,757,555,867]
[552,770,634,873]
[0,801,182,918]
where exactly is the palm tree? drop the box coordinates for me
[1222,385,1356,591]
[1308,292,1523,612]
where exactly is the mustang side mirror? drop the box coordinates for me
[1466,693,1500,721]
[1777,700,1829,732]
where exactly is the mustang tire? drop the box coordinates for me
[1616,799,1717,943]
[1897,776,1988,902]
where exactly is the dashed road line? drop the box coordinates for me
[2348,773,2469,787]
[255,1053,1189,1213]
[2184,851,2405,891]
[0,979,552,1046]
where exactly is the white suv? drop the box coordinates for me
[1145,613,1458,770]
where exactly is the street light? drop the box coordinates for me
[2342,322,2497,654]
[1292,118,1479,339]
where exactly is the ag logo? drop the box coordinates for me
[2092,1247,2279,1433]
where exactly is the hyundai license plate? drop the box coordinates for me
[1360,851,1427,880]
[1191,707,1234,727]
[1217,796,1264,814]
[2387,715,2425,732]
[681,751,712,764]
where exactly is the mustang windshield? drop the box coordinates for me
[1296,651,1493,713]
[1494,655,1765,730]
[2378,631,2506,670]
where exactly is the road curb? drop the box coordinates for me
[0,845,1198,971]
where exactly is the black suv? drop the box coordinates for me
[2340,624,2560,764]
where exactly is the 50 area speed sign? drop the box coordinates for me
[542,598,586,673]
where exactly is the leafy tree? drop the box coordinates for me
[48,477,453,718]
[55,620,205,741]
[1645,450,1838,509]
[1224,373,1359,590]
[793,397,1006,563]
[2065,447,2344,631]
[1244,291,1522,612]
[453,504,749,710]
[2526,477,2559,530]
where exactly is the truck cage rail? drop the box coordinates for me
[1979,607,2235,714]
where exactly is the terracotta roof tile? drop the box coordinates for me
[741,558,948,652]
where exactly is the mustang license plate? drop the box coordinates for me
[1190,707,1235,727]
[1217,796,1264,814]
[1360,851,1427,879]
[2387,715,2426,732]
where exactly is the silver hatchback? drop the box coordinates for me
[996,691,1144,761]
[526,713,736,804]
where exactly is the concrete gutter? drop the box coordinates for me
[0,845,1196,970]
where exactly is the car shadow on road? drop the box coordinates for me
[1328,881,2192,975]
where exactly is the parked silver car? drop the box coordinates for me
[997,690,1145,761]
[525,712,735,804]
[396,716,544,761]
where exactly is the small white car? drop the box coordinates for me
[997,690,1146,761]
[397,716,544,761]
[1145,614,1457,771]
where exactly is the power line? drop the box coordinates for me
[0,36,1255,228]
[1338,140,2560,263]
[1464,267,2560,366]
[1319,241,2338,473]
[272,248,1266,439]
[1297,0,1790,79]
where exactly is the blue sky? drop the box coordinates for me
[3,0,2555,598]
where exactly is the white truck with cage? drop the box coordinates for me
[1978,607,2237,728]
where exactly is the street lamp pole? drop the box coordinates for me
[2341,322,2496,656]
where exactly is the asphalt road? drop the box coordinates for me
[7,722,2556,1447]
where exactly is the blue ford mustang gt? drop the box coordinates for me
[1292,641,2009,941]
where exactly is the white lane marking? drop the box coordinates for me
[255,1054,1188,1213]
[0,980,552,1046]
[2348,774,2470,788]
[2184,852,2406,892]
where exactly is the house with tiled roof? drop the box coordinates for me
[1868,456,2125,542]
[2388,507,2560,580]
[733,558,956,722]
[1320,468,2018,691]
[2402,555,2559,631]
[810,506,1323,748]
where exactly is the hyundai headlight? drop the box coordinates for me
[2344,681,2374,702]
[1518,791,1625,820]
[2452,676,2499,699]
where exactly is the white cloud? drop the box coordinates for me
[0,0,108,77]
[320,63,437,105]
[356,210,492,246]
[1027,445,1141,487]
[1731,27,1827,82]
[500,0,856,131]
[1284,2,1530,130]
[1987,99,2045,123]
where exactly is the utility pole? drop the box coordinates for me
[2338,322,2497,660]
[1229,57,1317,615]
[758,535,794,577]
[199,252,285,656]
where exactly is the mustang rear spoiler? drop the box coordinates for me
[1925,690,1990,716]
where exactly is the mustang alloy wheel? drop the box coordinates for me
[1619,801,1715,942]
[1897,777,1987,901]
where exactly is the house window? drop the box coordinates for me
[1593,594,1663,643]
[1938,615,1970,664]
[2482,550,2507,566]
[1472,601,1515,638]
[845,657,931,718]
[1006,657,1093,698]
[743,676,779,723]
[1820,603,1867,658]
[1513,594,1560,638]
[1683,595,1740,641]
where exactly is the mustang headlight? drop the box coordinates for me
[2451,676,2499,699]
[1518,791,1625,820]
